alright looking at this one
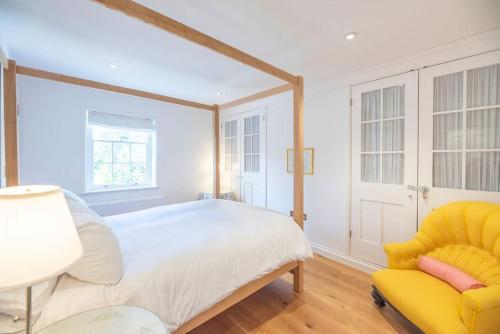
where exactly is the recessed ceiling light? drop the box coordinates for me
[345,32,358,40]
[216,92,222,96]
[109,63,118,69]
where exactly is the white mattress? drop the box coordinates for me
[35,200,313,333]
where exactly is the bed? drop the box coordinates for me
[34,199,312,333]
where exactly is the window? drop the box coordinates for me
[86,111,156,191]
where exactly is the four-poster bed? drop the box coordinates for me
[2,0,306,332]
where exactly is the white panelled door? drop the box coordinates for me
[220,108,267,207]
[351,71,419,267]
[221,114,241,201]
[240,108,267,207]
[418,51,500,222]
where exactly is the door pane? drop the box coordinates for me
[466,152,500,192]
[434,72,463,112]
[467,64,500,108]
[382,119,404,151]
[433,152,462,189]
[361,154,379,183]
[244,118,252,135]
[433,113,463,150]
[361,122,380,152]
[382,153,404,184]
[383,85,405,118]
[467,108,500,149]
[252,115,260,134]
[361,90,380,121]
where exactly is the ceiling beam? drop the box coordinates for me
[219,83,293,110]
[16,66,214,111]
[93,0,298,85]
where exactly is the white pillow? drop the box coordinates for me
[63,190,124,285]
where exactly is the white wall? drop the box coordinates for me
[222,29,500,272]
[17,75,213,215]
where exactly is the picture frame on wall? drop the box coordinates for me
[287,148,314,175]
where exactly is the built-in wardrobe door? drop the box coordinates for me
[418,50,500,223]
[351,71,419,267]
[221,114,242,201]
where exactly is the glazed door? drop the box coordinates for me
[239,108,267,207]
[351,71,419,267]
[418,50,500,223]
[221,114,241,200]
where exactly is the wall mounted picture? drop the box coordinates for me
[287,148,314,175]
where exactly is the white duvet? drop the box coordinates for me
[35,199,313,333]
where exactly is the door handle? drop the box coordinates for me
[407,185,429,199]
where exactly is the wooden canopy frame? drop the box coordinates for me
[2,1,304,332]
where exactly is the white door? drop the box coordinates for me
[351,71,419,267]
[418,51,500,222]
[221,115,241,200]
[240,108,267,207]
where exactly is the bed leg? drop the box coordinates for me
[293,262,304,293]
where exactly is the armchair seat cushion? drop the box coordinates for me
[372,269,468,334]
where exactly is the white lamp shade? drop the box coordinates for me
[0,185,83,291]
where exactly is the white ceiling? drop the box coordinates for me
[1,0,500,104]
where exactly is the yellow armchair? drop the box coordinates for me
[371,202,500,334]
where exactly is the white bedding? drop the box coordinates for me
[35,199,313,333]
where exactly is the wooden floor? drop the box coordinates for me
[191,255,419,334]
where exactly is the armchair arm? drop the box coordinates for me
[461,285,500,334]
[384,238,428,269]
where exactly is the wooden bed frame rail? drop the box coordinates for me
[174,261,300,334]
[2,0,306,331]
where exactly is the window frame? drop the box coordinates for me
[85,111,157,192]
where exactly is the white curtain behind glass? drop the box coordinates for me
[432,63,500,192]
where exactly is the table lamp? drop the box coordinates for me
[0,185,83,334]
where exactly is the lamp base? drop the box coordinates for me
[26,286,32,334]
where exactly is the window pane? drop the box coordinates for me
[231,120,238,137]
[467,63,500,108]
[131,143,147,163]
[361,90,380,121]
[231,155,238,170]
[244,136,251,154]
[112,163,130,184]
[93,163,112,186]
[433,112,462,150]
[244,118,252,135]
[382,153,404,185]
[361,154,379,183]
[244,155,251,172]
[225,122,231,137]
[361,122,380,152]
[131,164,147,184]
[466,152,500,192]
[113,142,130,163]
[231,138,237,154]
[93,141,112,163]
[252,155,259,172]
[383,86,405,118]
[434,72,463,112]
[252,135,259,154]
[382,119,404,151]
[433,152,462,189]
[467,108,500,149]
[252,115,259,134]
[115,130,149,143]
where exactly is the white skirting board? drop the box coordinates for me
[310,242,382,274]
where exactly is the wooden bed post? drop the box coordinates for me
[293,76,304,293]
[4,59,18,186]
[213,104,221,199]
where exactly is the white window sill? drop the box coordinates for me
[81,186,159,195]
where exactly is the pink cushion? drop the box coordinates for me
[417,255,486,292]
